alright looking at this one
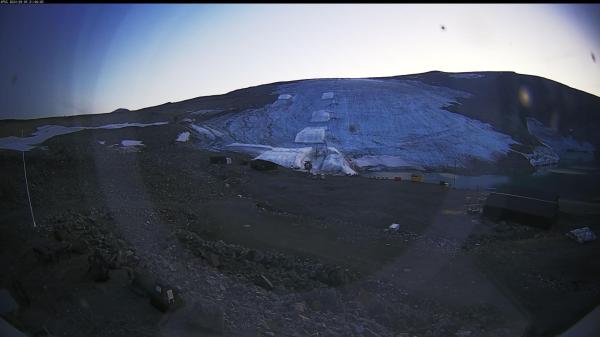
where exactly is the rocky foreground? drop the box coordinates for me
[1,123,599,337]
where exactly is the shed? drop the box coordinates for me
[150,282,177,312]
[482,188,558,228]
[209,156,232,165]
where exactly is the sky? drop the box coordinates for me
[1,4,599,120]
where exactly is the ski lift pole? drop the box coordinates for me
[453,159,457,188]
[21,130,37,228]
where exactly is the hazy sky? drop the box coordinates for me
[1,4,599,119]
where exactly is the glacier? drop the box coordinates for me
[199,78,520,172]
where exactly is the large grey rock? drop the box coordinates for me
[0,317,27,337]
[0,289,18,315]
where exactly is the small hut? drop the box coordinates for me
[209,156,232,165]
[482,188,558,228]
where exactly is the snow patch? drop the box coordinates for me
[295,127,326,144]
[226,143,273,157]
[310,110,331,122]
[227,142,355,175]
[321,92,334,99]
[0,122,168,151]
[190,124,224,140]
[176,132,190,142]
[255,147,313,169]
[321,147,357,175]
[204,125,225,138]
[191,125,214,139]
[526,146,560,167]
[526,118,594,155]
[121,140,144,147]
[353,155,424,170]
[98,122,167,129]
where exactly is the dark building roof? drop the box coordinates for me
[483,189,559,228]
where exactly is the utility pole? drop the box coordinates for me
[21,130,37,228]
[453,159,457,188]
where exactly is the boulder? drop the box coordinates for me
[0,289,18,315]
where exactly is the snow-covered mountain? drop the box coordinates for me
[183,72,599,174]
[1,71,598,175]
[194,78,516,174]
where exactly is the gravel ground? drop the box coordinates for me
[1,125,599,337]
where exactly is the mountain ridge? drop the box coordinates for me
[1,71,598,174]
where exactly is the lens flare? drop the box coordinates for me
[518,86,531,107]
